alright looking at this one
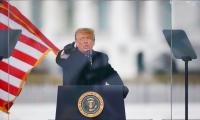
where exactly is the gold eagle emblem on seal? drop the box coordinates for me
[78,91,104,118]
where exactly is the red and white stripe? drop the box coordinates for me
[0,0,59,112]
[0,13,48,48]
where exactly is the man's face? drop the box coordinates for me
[76,32,95,52]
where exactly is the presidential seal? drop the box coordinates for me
[78,91,104,118]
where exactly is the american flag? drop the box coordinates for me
[0,0,59,112]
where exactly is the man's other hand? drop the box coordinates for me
[123,86,129,99]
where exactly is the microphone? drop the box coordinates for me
[84,50,92,66]
[89,50,92,66]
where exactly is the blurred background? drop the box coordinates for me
[1,0,200,120]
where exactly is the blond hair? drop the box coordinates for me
[75,28,95,41]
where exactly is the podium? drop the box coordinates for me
[55,85,126,120]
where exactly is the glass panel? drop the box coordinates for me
[125,1,172,119]
[171,1,200,119]
[0,1,15,119]
[0,0,173,120]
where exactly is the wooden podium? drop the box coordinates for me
[55,85,126,120]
